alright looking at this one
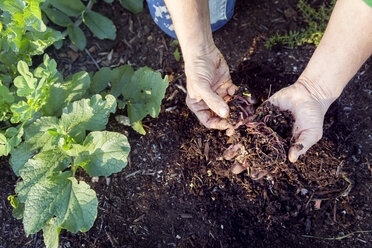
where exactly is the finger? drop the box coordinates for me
[187,96,232,130]
[225,127,235,136]
[197,84,230,118]
[214,79,238,97]
[288,128,323,162]
[223,144,243,160]
[232,163,247,174]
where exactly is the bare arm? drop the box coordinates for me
[163,0,213,61]
[269,0,372,163]
[300,0,372,105]
[164,0,237,130]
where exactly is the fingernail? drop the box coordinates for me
[288,149,298,163]
[219,108,228,118]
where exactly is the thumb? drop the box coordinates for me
[199,85,230,118]
[288,128,323,162]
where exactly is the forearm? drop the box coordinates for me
[164,0,214,62]
[299,0,372,106]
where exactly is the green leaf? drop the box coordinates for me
[104,0,114,3]
[42,7,73,27]
[0,127,24,156]
[34,54,58,79]
[43,71,91,116]
[24,117,60,148]
[10,143,34,176]
[60,178,98,233]
[83,10,116,40]
[25,28,63,55]
[0,85,14,122]
[0,133,7,157]
[0,85,14,105]
[170,40,179,47]
[67,25,86,51]
[10,117,60,175]
[42,218,61,248]
[0,0,24,15]
[122,67,168,134]
[49,0,85,17]
[23,174,98,235]
[89,67,111,94]
[8,195,24,220]
[60,95,116,142]
[174,47,181,62]
[10,100,32,123]
[119,0,143,14]
[16,150,71,202]
[24,0,47,32]
[76,131,130,176]
[53,39,63,50]
[109,65,134,97]
[13,61,37,97]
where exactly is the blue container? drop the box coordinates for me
[147,0,236,39]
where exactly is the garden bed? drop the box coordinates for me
[1,0,371,247]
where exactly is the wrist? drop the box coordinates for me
[294,76,337,114]
[181,37,216,63]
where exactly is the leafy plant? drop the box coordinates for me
[0,0,63,82]
[0,54,61,156]
[0,1,169,247]
[88,65,169,134]
[9,94,130,247]
[265,0,336,49]
[40,0,116,51]
[170,39,181,62]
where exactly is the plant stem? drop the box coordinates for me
[62,0,95,37]
[71,156,76,177]
[302,230,372,241]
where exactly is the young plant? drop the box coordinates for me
[265,0,336,49]
[170,39,181,62]
[40,0,116,50]
[88,65,169,134]
[0,54,60,156]
[0,0,62,82]
[9,94,130,248]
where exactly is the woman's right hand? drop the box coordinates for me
[184,44,238,130]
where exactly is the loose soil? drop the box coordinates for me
[1,0,372,248]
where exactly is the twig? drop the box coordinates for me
[85,49,100,70]
[267,84,272,99]
[302,230,372,240]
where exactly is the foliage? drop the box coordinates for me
[0,54,60,157]
[10,95,130,246]
[0,39,168,248]
[0,0,63,81]
[40,0,116,51]
[170,39,181,62]
[265,0,336,49]
[118,0,143,14]
[0,0,168,247]
[88,65,169,134]
[2,56,168,247]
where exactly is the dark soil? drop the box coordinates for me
[1,0,372,248]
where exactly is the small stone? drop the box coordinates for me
[300,188,308,195]
[115,115,131,126]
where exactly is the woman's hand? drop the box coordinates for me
[185,45,238,130]
[268,80,330,162]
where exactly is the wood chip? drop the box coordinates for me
[314,199,322,210]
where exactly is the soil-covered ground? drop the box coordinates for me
[1,0,372,247]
